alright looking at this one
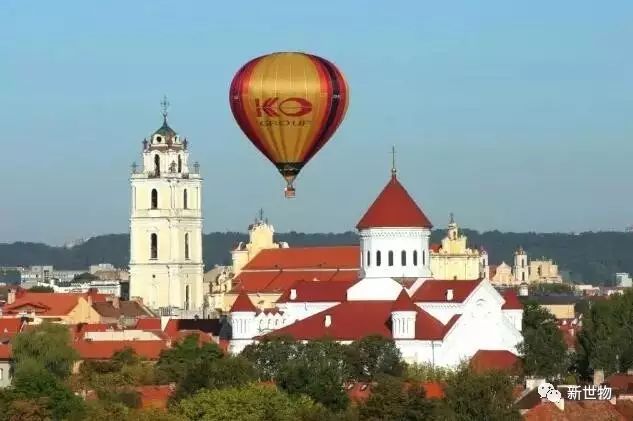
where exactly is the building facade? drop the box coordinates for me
[129,107,204,314]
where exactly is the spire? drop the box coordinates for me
[258,208,264,222]
[391,145,397,177]
[449,212,455,225]
[160,95,170,123]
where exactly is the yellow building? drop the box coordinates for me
[429,214,486,280]
[491,262,515,285]
[528,259,562,283]
[231,214,286,276]
[490,247,562,286]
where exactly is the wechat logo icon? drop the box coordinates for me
[537,382,562,403]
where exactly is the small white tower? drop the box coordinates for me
[229,291,258,353]
[513,247,529,283]
[129,98,204,314]
[391,289,418,339]
[479,247,490,279]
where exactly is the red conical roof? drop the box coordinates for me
[230,291,257,312]
[392,289,419,312]
[357,174,432,229]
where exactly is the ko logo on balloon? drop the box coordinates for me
[255,97,313,118]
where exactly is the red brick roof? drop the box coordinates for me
[356,175,432,230]
[267,301,447,341]
[74,340,167,360]
[411,279,481,302]
[232,268,359,294]
[135,318,162,330]
[277,280,354,303]
[230,291,257,312]
[0,318,24,336]
[0,344,11,359]
[242,246,359,271]
[501,290,523,310]
[523,402,569,421]
[469,350,521,374]
[526,401,629,421]
[391,289,418,312]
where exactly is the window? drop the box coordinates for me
[422,250,426,266]
[0,368,3,380]
[156,135,162,143]
[401,250,406,266]
[522,259,525,268]
[185,233,190,260]
[185,285,190,310]
[154,155,160,176]
[367,251,371,266]
[413,250,418,266]
[151,189,158,209]
[388,251,394,266]
[522,272,525,281]
[178,155,182,173]
[183,189,188,209]
[150,233,158,259]
[376,251,382,266]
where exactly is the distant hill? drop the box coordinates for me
[1,230,632,284]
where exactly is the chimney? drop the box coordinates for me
[290,289,297,301]
[593,369,605,386]
[446,289,454,301]
[7,289,16,305]
[324,314,332,327]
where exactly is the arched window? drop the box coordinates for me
[154,155,160,176]
[150,233,158,259]
[178,155,182,173]
[413,250,418,266]
[401,250,407,266]
[185,233,190,260]
[183,189,188,209]
[522,272,526,281]
[376,251,382,266]
[151,189,158,209]
[388,251,394,266]
[522,259,525,268]
[185,285,190,310]
[367,251,371,267]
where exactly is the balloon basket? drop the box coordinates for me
[284,187,296,198]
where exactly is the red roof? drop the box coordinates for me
[411,279,481,302]
[0,318,24,336]
[501,290,523,310]
[232,268,359,294]
[605,373,633,393]
[135,318,162,330]
[230,291,257,312]
[469,350,521,374]
[391,289,418,312]
[268,301,447,341]
[242,246,359,271]
[74,340,167,360]
[429,243,442,253]
[135,385,174,409]
[356,175,432,229]
[0,345,11,359]
[3,292,83,316]
[277,280,354,303]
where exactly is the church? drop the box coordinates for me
[128,103,204,316]
[227,168,524,367]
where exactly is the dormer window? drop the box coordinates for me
[156,136,162,143]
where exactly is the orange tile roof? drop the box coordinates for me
[0,344,11,359]
[356,175,432,229]
[0,318,24,336]
[469,350,521,374]
[523,402,569,421]
[391,289,418,312]
[74,340,167,360]
[232,268,359,294]
[135,385,174,409]
[231,271,282,293]
[230,291,257,312]
[242,246,359,271]
[3,292,81,316]
[606,373,633,393]
[565,401,627,420]
[135,318,162,330]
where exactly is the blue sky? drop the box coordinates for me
[1,0,632,245]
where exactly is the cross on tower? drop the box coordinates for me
[391,145,397,176]
[160,95,170,121]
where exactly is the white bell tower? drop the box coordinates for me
[129,98,204,314]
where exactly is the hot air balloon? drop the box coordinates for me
[229,52,349,198]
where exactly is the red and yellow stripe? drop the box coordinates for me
[230,52,349,181]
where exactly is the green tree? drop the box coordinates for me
[577,289,633,376]
[174,355,256,399]
[518,301,569,379]
[175,383,322,421]
[11,360,85,420]
[242,335,303,380]
[277,340,350,412]
[11,322,78,380]
[155,334,223,383]
[441,367,520,421]
[359,375,436,421]
[404,362,454,383]
[346,335,404,381]
[528,283,575,295]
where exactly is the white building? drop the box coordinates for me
[129,105,204,315]
[615,273,632,288]
[228,171,524,367]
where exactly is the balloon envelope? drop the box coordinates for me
[230,52,349,197]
